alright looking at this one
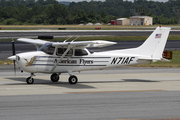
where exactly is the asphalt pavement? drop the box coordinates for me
[1,91,180,120]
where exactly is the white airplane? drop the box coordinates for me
[8,26,171,84]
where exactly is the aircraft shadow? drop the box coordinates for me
[79,79,160,83]
[5,77,95,89]
[122,79,160,82]
[5,77,159,89]
[79,80,124,84]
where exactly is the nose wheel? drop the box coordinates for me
[26,73,35,84]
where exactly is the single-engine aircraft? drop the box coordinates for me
[8,26,171,84]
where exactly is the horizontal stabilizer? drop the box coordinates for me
[138,57,170,62]
[160,58,170,62]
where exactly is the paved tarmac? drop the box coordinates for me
[0,67,180,120]
[0,66,180,119]
[0,67,180,96]
[1,91,180,120]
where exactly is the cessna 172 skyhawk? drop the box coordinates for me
[8,26,171,84]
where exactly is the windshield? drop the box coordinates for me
[87,49,94,54]
[38,43,55,55]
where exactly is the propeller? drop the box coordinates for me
[12,39,16,76]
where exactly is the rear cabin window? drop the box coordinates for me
[56,48,73,56]
[75,49,88,56]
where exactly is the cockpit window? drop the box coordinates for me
[75,49,88,56]
[87,49,94,54]
[38,43,55,55]
[56,48,73,56]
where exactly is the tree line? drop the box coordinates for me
[0,0,179,25]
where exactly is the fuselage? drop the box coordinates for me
[14,48,150,74]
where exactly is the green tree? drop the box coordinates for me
[31,14,47,24]
[2,6,17,19]
[74,9,87,24]
[0,0,6,8]
[15,4,29,23]
[26,0,35,7]
[45,0,59,5]
[3,18,19,25]
[87,10,96,23]
[36,0,45,6]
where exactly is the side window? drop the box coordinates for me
[57,48,64,55]
[57,48,73,56]
[43,46,55,55]
[67,49,73,56]
[75,49,88,56]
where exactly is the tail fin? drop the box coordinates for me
[138,26,171,59]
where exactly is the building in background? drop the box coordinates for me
[110,20,117,25]
[116,18,130,25]
[130,16,153,25]
[110,16,153,26]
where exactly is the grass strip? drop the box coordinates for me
[0,59,13,65]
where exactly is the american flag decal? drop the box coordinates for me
[155,34,162,38]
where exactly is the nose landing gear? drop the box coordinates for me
[26,73,35,84]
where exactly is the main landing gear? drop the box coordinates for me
[26,73,78,84]
[50,73,78,84]
[50,73,60,82]
[68,75,78,84]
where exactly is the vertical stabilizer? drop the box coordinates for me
[138,26,171,58]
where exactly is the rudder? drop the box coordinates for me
[138,26,171,58]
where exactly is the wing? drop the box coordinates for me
[52,40,117,48]
[17,38,116,49]
[17,38,49,50]
[17,38,48,45]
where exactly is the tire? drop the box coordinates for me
[51,73,59,82]
[26,77,34,84]
[69,75,78,84]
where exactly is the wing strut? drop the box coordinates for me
[64,36,80,43]
[63,36,72,43]
[51,46,71,72]
[71,36,80,42]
